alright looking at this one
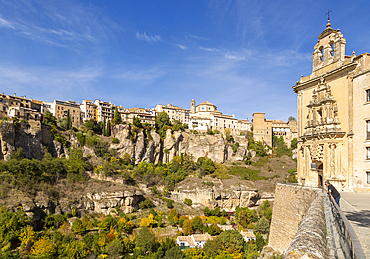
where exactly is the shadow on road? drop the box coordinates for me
[343,209,370,228]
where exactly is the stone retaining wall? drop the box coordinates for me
[284,193,327,259]
[268,184,322,253]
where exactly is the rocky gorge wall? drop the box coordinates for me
[111,125,250,164]
[0,122,250,164]
[170,180,274,211]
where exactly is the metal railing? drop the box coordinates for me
[327,194,366,259]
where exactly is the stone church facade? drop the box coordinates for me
[293,19,370,192]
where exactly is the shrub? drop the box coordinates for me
[112,138,119,144]
[76,132,85,146]
[139,198,154,210]
[184,198,192,206]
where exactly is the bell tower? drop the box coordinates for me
[191,99,196,114]
[312,18,346,72]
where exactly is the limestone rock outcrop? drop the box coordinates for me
[110,125,250,164]
[0,121,47,160]
[171,183,274,211]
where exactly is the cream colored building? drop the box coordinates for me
[121,107,156,127]
[94,99,116,122]
[189,100,239,134]
[0,93,42,122]
[238,119,252,132]
[80,100,97,122]
[293,19,370,192]
[155,103,190,125]
[252,113,273,147]
[272,119,298,148]
[43,100,82,127]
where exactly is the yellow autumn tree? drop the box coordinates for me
[140,214,155,228]
[117,218,134,233]
[140,218,150,228]
[30,236,56,259]
[19,225,37,248]
[61,240,91,259]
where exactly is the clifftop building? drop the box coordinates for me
[189,100,239,134]
[293,19,370,192]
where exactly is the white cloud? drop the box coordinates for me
[225,53,246,60]
[178,44,187,50]
[0,65,102,100]
[136,31,161,42]
[189,34,209,40]
[199,46,219,52]
[0,16,15,29]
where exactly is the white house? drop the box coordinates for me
[176,233,214,249]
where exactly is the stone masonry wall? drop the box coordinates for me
[268,184,322,253]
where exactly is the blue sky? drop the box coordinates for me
[0,0,369,121]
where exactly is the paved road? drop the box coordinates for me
[340,192,370,259]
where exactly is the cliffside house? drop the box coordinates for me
[176,233,214,249]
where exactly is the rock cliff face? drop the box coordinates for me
[111,126,250,164]
[0,121,48,160]
[1,182,145,220]
[0,122,250,164]
[171,177,274,211]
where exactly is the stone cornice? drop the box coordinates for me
[293,62,357,93]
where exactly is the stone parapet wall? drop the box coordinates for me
[285,193,327,259]
[268,184,322,253]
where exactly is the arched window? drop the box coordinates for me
[330,41,334,57]
[320,46,324,61]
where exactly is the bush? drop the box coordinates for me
[166,199,174,209]
[184,198,192,206]
[139,198,154,210]
[76,132,85,146]
[112,138,119,144]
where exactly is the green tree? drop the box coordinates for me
[165,246,183,259]
[106,239,123,258]
[255,232,266,252]
[203,207,211,216]
[191,216,203,231]
[0,207,30,253]
[213,230,245,255]
[155,111,172,139]
[184,198,192,206]
[67,109,72,129]
[254,216,270,234]
[112,107,121,125]
[103,117,106,136]
[207,223,221,235]
[135,227,156,254]
[43,110,58,127]
[182,219,193,236]
[83,119,101,134]
[9,147,25,161]
[65,147,87,173]
[197,157,216,176]
[71,218,86,235]
[291,138,298,149]
[288,116,296,121]
[106,120,111,136]
[133,116,142,128]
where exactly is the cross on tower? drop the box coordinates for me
[326,9,332,21]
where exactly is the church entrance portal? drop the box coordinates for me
[317,163,323,188]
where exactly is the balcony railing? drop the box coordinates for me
[327,194,366,259]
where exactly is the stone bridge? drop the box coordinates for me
[263,183,367,259]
